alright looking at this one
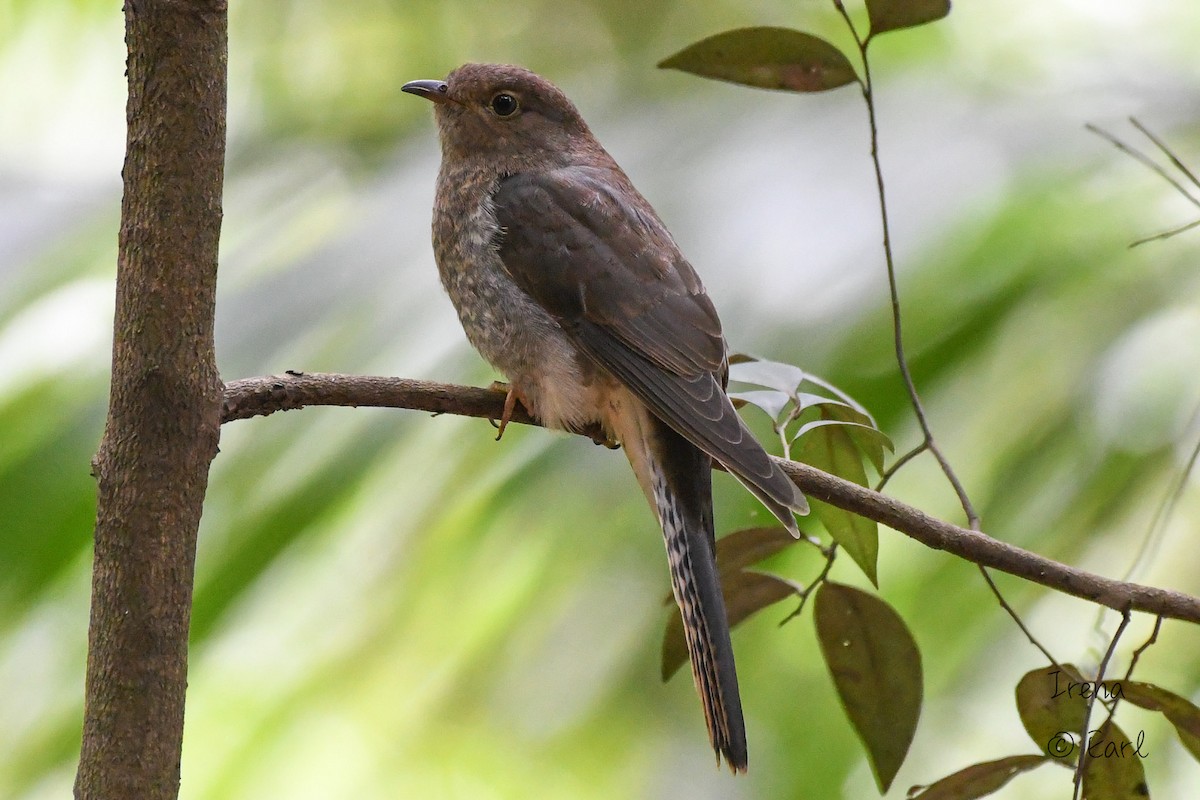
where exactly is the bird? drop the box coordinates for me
[403,63,808,771]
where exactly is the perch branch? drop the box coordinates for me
[222,372,1200,624]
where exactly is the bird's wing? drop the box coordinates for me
[492,166,807,523]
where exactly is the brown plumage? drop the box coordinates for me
[404,63,808,771]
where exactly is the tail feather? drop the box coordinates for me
[615,397,748,771]
[654,454,748,771]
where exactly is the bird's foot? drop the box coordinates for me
[488,381,526,441]
[589,429,621,450]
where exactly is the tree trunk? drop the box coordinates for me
[75,2,227,798]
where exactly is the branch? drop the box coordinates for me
[223,371,538,425]
[222,373,1200,624]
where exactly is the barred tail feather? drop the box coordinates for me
[654,453,748,772]
[612,395,747,771]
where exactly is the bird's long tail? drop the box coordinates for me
[615,399,747,771]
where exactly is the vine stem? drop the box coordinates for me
[1096,614,1165,738]
[975,565,1058,664]
[827,0,1067,666]
[842,4,979,530]
[1072,608,1131,800]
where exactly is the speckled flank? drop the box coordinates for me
[432,167,603,432]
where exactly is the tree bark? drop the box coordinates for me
[75,2,227,799]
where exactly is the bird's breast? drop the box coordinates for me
[431,171,605,433]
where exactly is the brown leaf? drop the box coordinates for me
[661,527,800,679]
[661,570,796,680]
[661,526,798,606]
[724,570,799,629]
[1104,679,1200,761]
[1080,720,1150,799]
[907,754,1050,799]
[1015,664,1090,756]
[815,582,923,792]
[659,27,858,93]
[866,0,952,38]
[715,525,798,573]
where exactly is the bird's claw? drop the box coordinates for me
[590,430,621,449]
[487,381,527,441]
[496,384,520,441]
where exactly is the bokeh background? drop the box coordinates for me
[3,1,1200,797]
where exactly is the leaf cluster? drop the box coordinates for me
[654,2,1200,796]
[910,664,1200,798]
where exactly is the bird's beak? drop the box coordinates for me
[402,79,452,105]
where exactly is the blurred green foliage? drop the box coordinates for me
[2,1,1200,798]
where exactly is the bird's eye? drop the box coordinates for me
[490,93,519,117]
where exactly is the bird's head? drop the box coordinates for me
[403,63,597,171]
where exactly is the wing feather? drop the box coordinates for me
[493,166,807,522]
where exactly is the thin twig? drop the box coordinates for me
[835,2,979,530]
[780,544,838,624]
[1131,117,1200,192]
[1086,123,1200,210]
[875,441,925,491]
[221,372,1200,623]
[833,1,1059,668]
[775,402,827,548]
[1073,608,1132,800]
[1123,397,1200,582]
[776,401,803,461]
[862,76,981,529]
[832,0,867,53]
[1095,614,1166,745]
[976,565,1058,663]
[1092,615,1164,774]
[1123,614,1164,682]
[1088,120,1200,248]
[1092,397,1200,640]
[1131,217,1200,248]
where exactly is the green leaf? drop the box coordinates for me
[794,393,875,423]
[866,0,951,38]
[791,393,892,473]
[1080,720,1149,800]
[907,754,1051,799]
[818,402,893,473]
[1104,680,1200,761]
[659,27,859,94]
[1014,664,1090,756]
[798,419,879,584]
[815,582,922,792]
[662,570,796,679]
[794,418,893,475]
